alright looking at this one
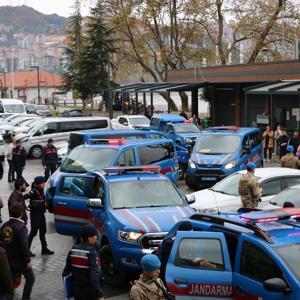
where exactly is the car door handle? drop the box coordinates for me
[174,278,188,286]
[58,201,68,206]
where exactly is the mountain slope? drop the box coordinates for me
[0,5,68,34]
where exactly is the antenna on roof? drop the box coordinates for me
[212,188,221,215]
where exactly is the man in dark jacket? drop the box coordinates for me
[12,140,26,181]
[42,139,58,180]
[27,176,54,257]
[0,204,35,300]
[8,179,28,225]
[0,245,14,300]
[278,130,290,158]
[63,225,104,300]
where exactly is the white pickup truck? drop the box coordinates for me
[111,115,150,130]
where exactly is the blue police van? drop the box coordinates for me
[46,138,180,207]
[185,126,263,189]
[150,114,202,148]
[51,166,195,284]
[68,129,168,152]
[160,208,300,300]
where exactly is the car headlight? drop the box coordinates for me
[188,160,196,169]
[224,160,237,170]
[118,231,142,243]
[185,137,192,143]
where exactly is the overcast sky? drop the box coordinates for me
[0,0,94,17]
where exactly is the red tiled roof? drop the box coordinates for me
[0,70,63,89]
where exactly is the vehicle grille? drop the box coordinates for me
[197,164,222,168]
[195,170,225,176]
[140,232,168,250]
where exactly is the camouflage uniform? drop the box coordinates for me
[281,154,300,169]
[130,275,166,300]
[239,173,262,209]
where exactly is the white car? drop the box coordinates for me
[111,115,150,129]
[187,167,300,213]
[264,184,300,209]
[11,117,42,136]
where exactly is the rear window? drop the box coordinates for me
[138,143,175,165]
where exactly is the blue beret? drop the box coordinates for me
[286,145,294,152]
[140,254,161,272]
[80,225,97,239]
[247,162,256,170]
[34,176,46,185]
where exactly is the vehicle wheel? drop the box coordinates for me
[30,145,43,159]
[100,244,127,286]
[178,163,186,180]
[185,175,199,190]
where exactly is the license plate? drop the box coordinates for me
[201,177,217,181]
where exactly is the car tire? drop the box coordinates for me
[185,175,199,190]
[30,145,43,159]
[100,244,127,286]
[178,163,186,180]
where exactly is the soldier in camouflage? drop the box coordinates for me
[239,162,262,209]
[130,254,167,300]
[281,145,300,169]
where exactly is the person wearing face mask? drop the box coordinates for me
[8,179,29,225]
[130,254,170,300]
[12,140,27,181]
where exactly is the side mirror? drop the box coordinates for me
[123,122,128,126]
[186,194,196,205]
[87,198,103,209]
[263,278,291,293]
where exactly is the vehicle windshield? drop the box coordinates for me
[129,117,150,126]
[270,188,300,207]
[35,105,48,110]
[109,180,184,209]
[173,123,200,133]
[60,147,117,173]
[11,116,29,125]
[211,173,243,196]
[275,244,300,280]
[21,118,40,127]
[4,104,25,114]
[195,134,240,155]
[28,122,44,133]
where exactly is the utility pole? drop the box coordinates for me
[31,65,40,104]
[107,61,113,119]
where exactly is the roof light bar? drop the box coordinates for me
[103,166,161,174]
[208,126,240,131]
[88,139,125,145]
[184,119,191,123]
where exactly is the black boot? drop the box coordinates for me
[41,248,54,255]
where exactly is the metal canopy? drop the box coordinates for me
[246,80,300,95]
[114,82,209,93]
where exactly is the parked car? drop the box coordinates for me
[0,99,26,114]
[24,103,35,114]
[265,184,300,209]
[11,117,43,136]
[111,115,150,130]
[14,117,111,158]
[186,126,263,189]
[34,105,52,117]
[61,109,84,117]
[49,166,195,284]
[161,209,300,300]
[187,167,300,213]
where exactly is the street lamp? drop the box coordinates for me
[31,65,40,104]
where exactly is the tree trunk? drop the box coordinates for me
[179,91,188,111]
[159,92,178,111]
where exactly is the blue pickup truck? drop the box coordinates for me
[50,166,195,285]
[150,114,202,148]
[160,208,300,300]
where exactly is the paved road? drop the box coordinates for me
[0,159,279,299]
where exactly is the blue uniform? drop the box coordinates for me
[63,243,103,300]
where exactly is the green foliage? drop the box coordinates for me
[62,0,116,101]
